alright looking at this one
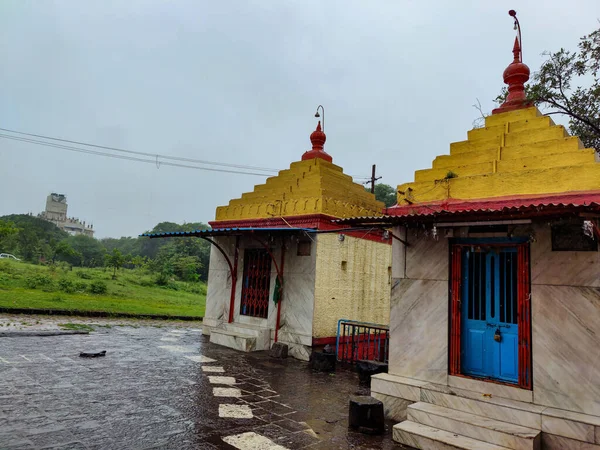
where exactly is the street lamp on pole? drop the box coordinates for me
[314,105,325,131]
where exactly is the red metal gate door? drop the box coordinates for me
[240,249,272,318]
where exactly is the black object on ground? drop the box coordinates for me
[79,350,106,358]
[348,395,385,435]
[311,350,336,372]
[0,330,89,338]
[356,360,389,386]
[269,342,289,358]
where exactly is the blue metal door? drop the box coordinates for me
[461,245,519,383]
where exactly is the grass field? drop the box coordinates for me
[0,259,205,318]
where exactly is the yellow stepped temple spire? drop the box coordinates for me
[397,107,600,205]
[215,122,384,222]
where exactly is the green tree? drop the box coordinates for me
[366,183,397,208]
[65,235,106,267]
[105,249,126,279]
[0,214,68,262]
[140,222,211,281]
[495,26,600,153]
[101,236,142,257]
[131,255,147,269]
[0,220,18,239]
[0,219,18,254]
[52,241,80,264]
[173,255,202,282]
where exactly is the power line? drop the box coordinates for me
[0,133,272,176]
[0,126,280,173]
[0,126,374,180]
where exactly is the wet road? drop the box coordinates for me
[0,318,407,449]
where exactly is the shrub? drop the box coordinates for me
[155,273,170,286]
[58,278,76,293]
[185,283,207,295]
[0,260,16,274]
[24,274,54,290]
[89,280,107,295]
[166,281,180,291]
[74,281,88,292]
[75,271,93,280]
[139,277,154,287]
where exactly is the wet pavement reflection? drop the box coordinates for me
[0,318,408,449]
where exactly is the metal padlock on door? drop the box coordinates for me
[494,328,502,342]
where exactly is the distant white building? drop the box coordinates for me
[38,193,94,237]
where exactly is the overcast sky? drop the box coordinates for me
[1,1,598,238]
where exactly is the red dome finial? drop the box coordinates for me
[302,120,332,163]
[492,11,532,115]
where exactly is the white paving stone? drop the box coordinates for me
[202,366,225,373]
[213,387,242,397]
[184,355,217,363]
[208,376,236,385]
[157,345,195,353]
[223,432,288,449]
[219,404,253,419]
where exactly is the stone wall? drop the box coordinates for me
[312,233,391,338]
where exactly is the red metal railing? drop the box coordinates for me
[336,320,389,364]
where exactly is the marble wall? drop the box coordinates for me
[531,226,599,287]
[278,237,316,345]
[204,236,236,332]
[389,278,449,384]
[532,284,600,416]
[388,230,449,383]
[386,222,600,419]
[529,223,600,416]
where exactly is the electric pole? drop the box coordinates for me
[367,164,382,194]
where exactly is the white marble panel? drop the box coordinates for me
[388,279,448,384]
[184,355,217,363]
[218,404,253,418]
[532,285,600,416]
[370,373,427,402]
[542,433,600,450]
[531,225,600,287]
[206,236,236,323]
[202,366,224,373]
[286,343,311,362]
[391,226,407,279]
[223,432,287,449]
[279,272,315,338]
[371,391,412,422]
[209,330,257,352]
[405,229,449,281]
[208,376,236,385]
[420,388,542,429]
[407,403,540,450]
[276,331,312,347]
[394,421,507,450]
[542,415,595,443]
[213,387,242,398]
[448,375,533,403]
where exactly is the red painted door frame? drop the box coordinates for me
[449,242,532,390]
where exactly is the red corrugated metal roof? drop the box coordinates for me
[385,191,600,218]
